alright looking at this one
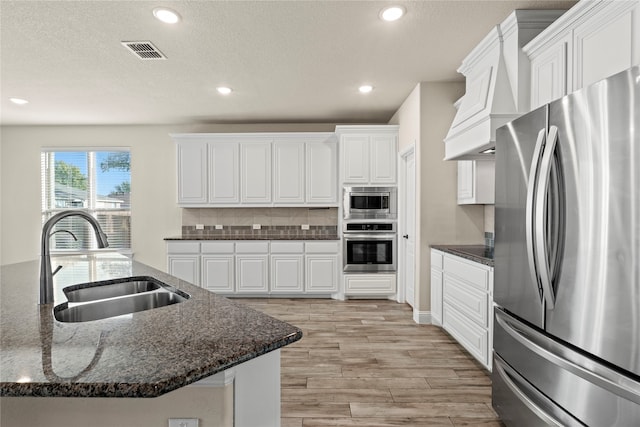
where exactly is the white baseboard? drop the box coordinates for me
[412,309,432,324]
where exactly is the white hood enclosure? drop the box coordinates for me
[443,10,566,160]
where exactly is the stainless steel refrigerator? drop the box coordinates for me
[493,66,640,426]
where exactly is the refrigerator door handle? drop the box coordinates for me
[493,354,584,427]
[496,309,640,405]
[535,125,559,309]
[525,128,547,299]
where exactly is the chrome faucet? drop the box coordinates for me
[40,210,109,304]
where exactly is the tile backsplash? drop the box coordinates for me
[182,207,338,227]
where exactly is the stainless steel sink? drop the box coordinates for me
[63,277,164,302]
[55,276,190,323]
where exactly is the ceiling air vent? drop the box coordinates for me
[121,41,167,60]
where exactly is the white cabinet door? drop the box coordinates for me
[305,255,338,293]
[167,255,200,286]
[176,141,208,204]
[341,135,369,184]
[241,143,272,204]
[369,135,397,184]
[209,142,240,204]
[271,255,304,293]
[201,255,235,293]
[306,141,337,204]
[573,3,638,90]
[530,37,569,109]
[457,160,495,205]
[236,255,269,293]
[273,142,304,204]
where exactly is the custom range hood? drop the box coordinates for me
[443,10,566,160]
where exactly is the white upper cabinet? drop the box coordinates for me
[273,141,305,204]
[241,141,272,204]
[370,135,397,184]
[457,160,495,205]
[176,141,208,204]
[209,142,240,204]
[306,139,338,204]
[525,0,640,109]
[336,125,398,185]
[171,133,338,207]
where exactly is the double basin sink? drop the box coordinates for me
[54,276,190,323]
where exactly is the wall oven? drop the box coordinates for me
[343,187,397,220]
[342,222,397,273]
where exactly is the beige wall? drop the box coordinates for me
[390,82,485,314]
[0,123,335,269]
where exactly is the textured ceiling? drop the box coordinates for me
[0,0,576,126]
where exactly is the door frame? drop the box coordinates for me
[397,143,416,306]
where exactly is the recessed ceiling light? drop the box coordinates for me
[380,5,406,22]
[153,7,181,24]
[359,85,374,94]
[9,97,29,105]
[217,87,232,95]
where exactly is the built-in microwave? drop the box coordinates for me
[343,187,397,220]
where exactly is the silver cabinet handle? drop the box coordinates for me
[535,125,559,309]
[526,128,547,301]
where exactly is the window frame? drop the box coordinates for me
[41,147,132,256]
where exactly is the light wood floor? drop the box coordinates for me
[236,298,504,427]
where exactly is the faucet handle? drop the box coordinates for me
[52,265,63,276]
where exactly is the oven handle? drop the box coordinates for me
[342,233,397,240]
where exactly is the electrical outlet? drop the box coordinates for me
[195,224,204,230]
[215,224,223,230]
[168,418,199,427]
[301,224,310,230]
[252,224,261,230]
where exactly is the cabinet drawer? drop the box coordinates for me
[201,241,235,254]
[443,255,490,290]
[270,241,304,253]
[443,274,489,327]
[235,241,270,253]
[344,274,396,295]
[305,241,340,254]
[167,241,200,254]
[431,250,444,269]
[442,302,489,368]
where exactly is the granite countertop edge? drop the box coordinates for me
[431,244,495,267]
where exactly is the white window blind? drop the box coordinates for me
[41,149,131,253]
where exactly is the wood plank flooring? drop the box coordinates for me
[235,298,505,427]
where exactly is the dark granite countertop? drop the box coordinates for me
[0,254,302,398]
[431,245,494,267]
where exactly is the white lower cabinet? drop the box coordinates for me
[344,273,396,296]
[430,250,444,326]
[202,256,235,293]
[270,242,305,293]
[306,255,338,293]
[431,248,494,371]
[167,240,339,296]
[166,241,201,285]
[236,242,270,293]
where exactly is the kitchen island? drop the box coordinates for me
[0,253,302,426]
